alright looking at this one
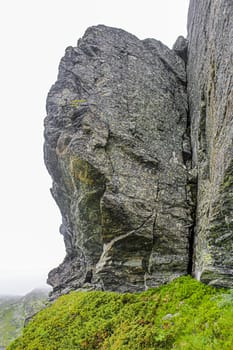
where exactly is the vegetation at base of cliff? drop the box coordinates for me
[7,276,233,350]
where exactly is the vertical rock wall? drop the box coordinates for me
[44,25,192,297]
[44,1,233,297]
[188,0,233,287]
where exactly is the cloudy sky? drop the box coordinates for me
[0,0,189,295]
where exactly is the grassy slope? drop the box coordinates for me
[7,276,233,350]
[0,296,23,347]
[0,290,48,348]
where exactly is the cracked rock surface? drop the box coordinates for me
[44,25,192,298]
[188,0,233,287]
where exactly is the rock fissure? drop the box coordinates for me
[152,209,158,245]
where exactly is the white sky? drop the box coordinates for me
[0,0,189,295]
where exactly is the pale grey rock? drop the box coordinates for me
[44,25,192,298]
[187,0,233,287]
[173,36,188,63]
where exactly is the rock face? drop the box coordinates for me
[44,25,193,297]
[187,0,233,287]
[44,0,233,297]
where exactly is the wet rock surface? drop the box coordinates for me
[44,25,192,298]
[187,0,233,287]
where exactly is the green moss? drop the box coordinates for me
[7,276,233,350]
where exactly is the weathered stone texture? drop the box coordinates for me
[187,0,233,287]
[44,25,192,298]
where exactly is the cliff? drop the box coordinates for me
[187,0,233,287]
[44,26,193,297]
[44,0,233,298]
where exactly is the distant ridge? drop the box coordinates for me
[0,288,49,348]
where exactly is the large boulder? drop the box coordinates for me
[44,25,192,298]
